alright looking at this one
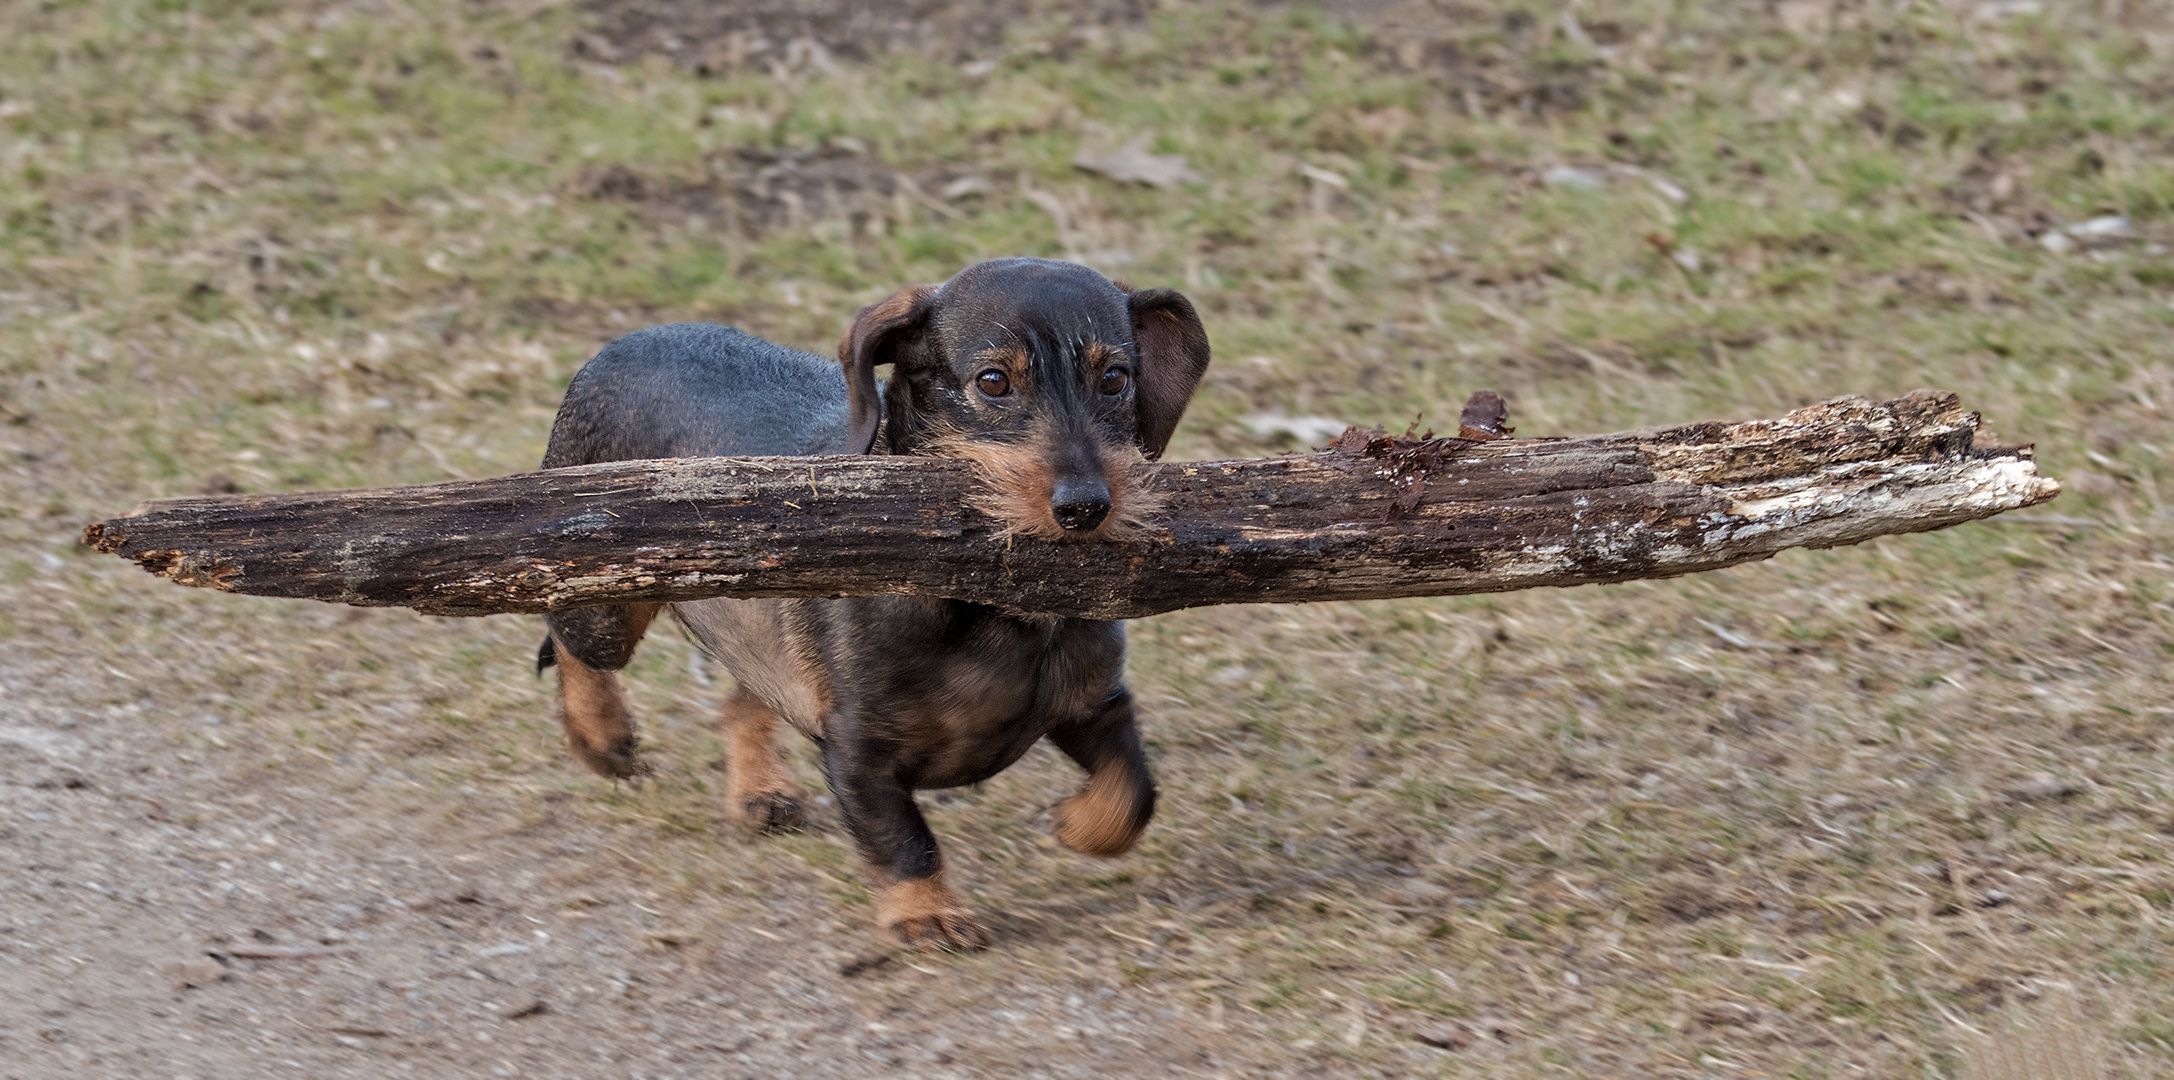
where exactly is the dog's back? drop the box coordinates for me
[543,323,855,465]
[540,322,842,738]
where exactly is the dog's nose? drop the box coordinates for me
[1051,477,1111,533]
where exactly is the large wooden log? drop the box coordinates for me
[81,390,2057,620]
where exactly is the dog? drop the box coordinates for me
[536,258,1212,949]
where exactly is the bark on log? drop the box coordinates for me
[82,390,2059,621]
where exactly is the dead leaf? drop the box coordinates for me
[1073,137,1202,188]
[1356,106,1415,143]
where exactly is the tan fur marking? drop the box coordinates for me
[970,345,1030,380]
[873,875,989,951]
[1102,440,1167,533]
[1055,764,1149,857]
[928,420,1165,542]
[719,688,805,833]
[621,602,661,653]
[552,642,650,779]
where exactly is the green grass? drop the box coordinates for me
[5,0,2174,1075]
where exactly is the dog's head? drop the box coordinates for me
[838,258,1211,540]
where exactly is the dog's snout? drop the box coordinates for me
[1051,476,1111,533]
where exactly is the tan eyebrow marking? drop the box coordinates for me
[970,346,1030,374]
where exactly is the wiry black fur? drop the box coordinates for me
[534,323,858,676]
[537,259,1211,946]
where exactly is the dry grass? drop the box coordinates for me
[1961,984,2110,1080]
[3,0,2173,1076]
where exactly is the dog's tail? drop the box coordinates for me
[535,636,556,676]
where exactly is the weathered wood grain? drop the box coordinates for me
[81,390,2059,620]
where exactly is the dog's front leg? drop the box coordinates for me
[821,729,990,951]
[1048,687,1158,857]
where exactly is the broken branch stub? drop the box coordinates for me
[82,390,2058,620]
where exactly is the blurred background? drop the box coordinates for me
[2,1,2170,1076]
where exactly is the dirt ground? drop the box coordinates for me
[5,0,2174,1077]
[0,642,1246,1080]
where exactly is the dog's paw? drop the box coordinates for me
[567,734,651,780]
[886,910,991,952]
[875,878,989,952]
[732,791,806,834]
[1053,769,1150,857]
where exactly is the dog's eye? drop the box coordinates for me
[1097,367,1130,396]
[975,369,1012,397]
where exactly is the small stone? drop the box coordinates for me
[0,726,86,759]
[2066,215,2136,247]
[1409,1021,1474,1050]
[838,953,893,978]
[2058,210,2123,238]
[940,176,989,200]
[167,959,233,990]
[1696,1001,1758,1026]
[1239,411,1352,447]
[1543,165,1605,190]
[1297,163,1349,188]
[2005,773,2084,802]
[1208,665,1254,687]
[1647,174,1689,203]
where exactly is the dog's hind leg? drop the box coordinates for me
[1048,688,1158,857]
[719,688,806,833]
[543,603,660,779]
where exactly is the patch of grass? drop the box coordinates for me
[6,0,2174,1075]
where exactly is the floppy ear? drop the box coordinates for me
[838,284,936,454]
[1127,288,1212,460]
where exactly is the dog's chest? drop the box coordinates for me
[851,603,1126,786]
[675,595,1125,785]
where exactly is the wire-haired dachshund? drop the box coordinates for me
[536,258,1212,949]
